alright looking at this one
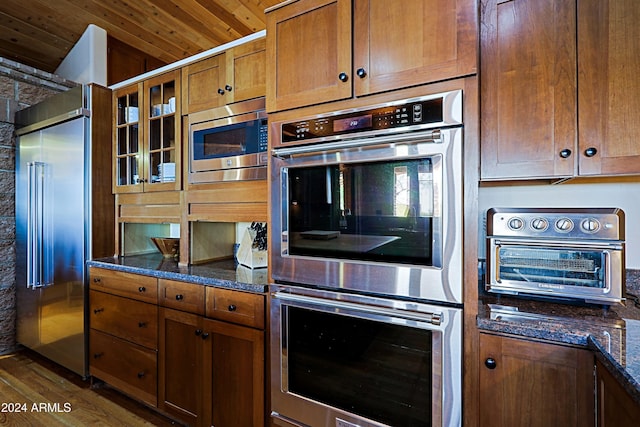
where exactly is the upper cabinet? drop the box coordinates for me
[182,37,266,115]
[480,0,640,180]
[266,0,477,112]
[113,70,182,193]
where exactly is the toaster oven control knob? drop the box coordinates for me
[581,218,600,233]
[507,217,524,231]
[530,218,549,231]
[555,218,574,232]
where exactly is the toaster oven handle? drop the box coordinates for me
[493,240,502,284]
[272,129,442,158]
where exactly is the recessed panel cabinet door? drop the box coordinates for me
[578,0,640,176]
[480,0,577,180]
[353,0,477,96]
[479,333,594,427]
[266,0,352,112]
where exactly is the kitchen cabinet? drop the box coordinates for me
[596,359,640,427]
[479,333,594,427]
[266,0,477,112]
[480,0,640,180]
[89,267,159,407]
[113,70,181,193]
[181,37,266,115]
[159,284,265,427]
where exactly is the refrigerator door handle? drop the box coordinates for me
[26,161,49,289]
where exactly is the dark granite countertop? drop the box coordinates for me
[87,254,268,293]
[477,270,640,405]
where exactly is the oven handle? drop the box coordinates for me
[272,129,442,158]
[272,291,443,326]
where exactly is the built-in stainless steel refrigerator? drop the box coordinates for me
[15,85,114,377]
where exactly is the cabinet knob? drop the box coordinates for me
[138,322,147,328]
[138,286,146,293]
[584,147,598,157]
[338,72,349,82]
[195,329,203,336]
[93,352,104,359]
[93,278,101,283]
[217,88,225,95]
[137,371,145,379]
[559,149,572,159]
[485,358,497,369]
[224,84,233,92]
[93,308,104,314]
[175,294,184,301]
[201,332,210,340]
[356,68,367,78]
[228,304,237,312]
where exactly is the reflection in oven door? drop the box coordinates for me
[270,286,462,427]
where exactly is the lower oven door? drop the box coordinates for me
[270,285,462,427]
[487,238,624,304]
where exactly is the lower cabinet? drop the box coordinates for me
[479,333,595,427]
[596,359,640,427]
[158,288,265,427]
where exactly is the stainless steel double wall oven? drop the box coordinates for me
[269,90,465,427]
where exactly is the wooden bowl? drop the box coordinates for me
[151,237,180,258]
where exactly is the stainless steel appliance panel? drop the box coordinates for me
[270,285,462,427]
[271,127,463,304]
[15,89,96,377]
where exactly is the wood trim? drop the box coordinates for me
[189,203,267,223]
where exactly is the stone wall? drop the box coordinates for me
[0,57,77,354]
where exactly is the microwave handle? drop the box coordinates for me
[272,129,442,158]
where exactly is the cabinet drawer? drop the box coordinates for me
[206,288,265,329]
[90,290,158,349]
[159,279,205,315]
[89,267,158,304]
[90,329,157,407]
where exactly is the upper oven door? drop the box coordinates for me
[487,238,625,303]
[270,127,463,304]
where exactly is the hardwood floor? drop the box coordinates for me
[0,349,182,426]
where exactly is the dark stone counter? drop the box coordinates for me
[87,254,268,293]
[477,270,640,405]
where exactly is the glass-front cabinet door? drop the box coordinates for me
[113,70,181,194]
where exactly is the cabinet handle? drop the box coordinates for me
[224,84,232,92]
[138,286,146,293]
[93,308,104,314]
[93,352,104,359]
[356,68,367,78]
[559,149,572,159]
[137,371,145,379]
[201,332,210,340]
[175,294,184,301]
[584,147,598,157]
[138,322,147,328]
[338,72,349,82]
[217,88,225,95]
[93,278,101,283]
[228,304,237,312]
[485,358,497,369]
[195,329,202,336]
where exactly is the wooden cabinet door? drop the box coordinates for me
[182,54,226,114]
[113,83,145,194]
[158,308,205,426]
[202,318,265,427]
[479,333,594,427]
[577,0,640,176]
[596,359,640,427]
[226,37,266,103]
[353,0,477,97]
[480,0,577,180]
[266,0,352,112]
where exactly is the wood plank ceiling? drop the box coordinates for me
[0,0,282,73]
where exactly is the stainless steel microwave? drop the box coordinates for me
[188,97,268,184]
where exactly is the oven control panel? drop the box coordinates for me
[487,208,624,240]
[281,96,446,143]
